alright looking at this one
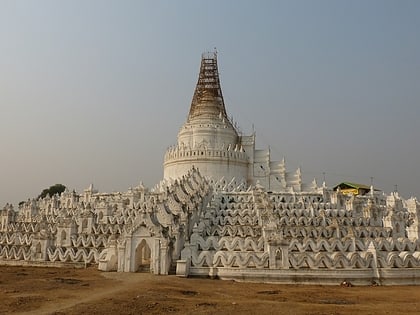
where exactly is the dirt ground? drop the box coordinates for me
[0,266,419,315]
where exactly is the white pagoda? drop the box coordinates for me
[164,52,304,192]
[0,52,419,285]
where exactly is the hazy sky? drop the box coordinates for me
[1,0,419,206]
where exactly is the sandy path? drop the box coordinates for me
[16,272,148,315]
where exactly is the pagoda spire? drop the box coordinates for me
[188,51,229,121]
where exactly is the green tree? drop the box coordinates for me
[37,184,66,200]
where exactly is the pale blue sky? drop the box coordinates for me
[1,0,419,206]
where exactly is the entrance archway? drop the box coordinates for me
[134,239,151,272]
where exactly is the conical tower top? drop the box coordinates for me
[188,52,229,121]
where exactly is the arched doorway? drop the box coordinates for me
[35,242,42,259]
[61,230,67,242]
[134,239,151,272]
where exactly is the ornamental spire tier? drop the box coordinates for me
[188,52,230,123]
